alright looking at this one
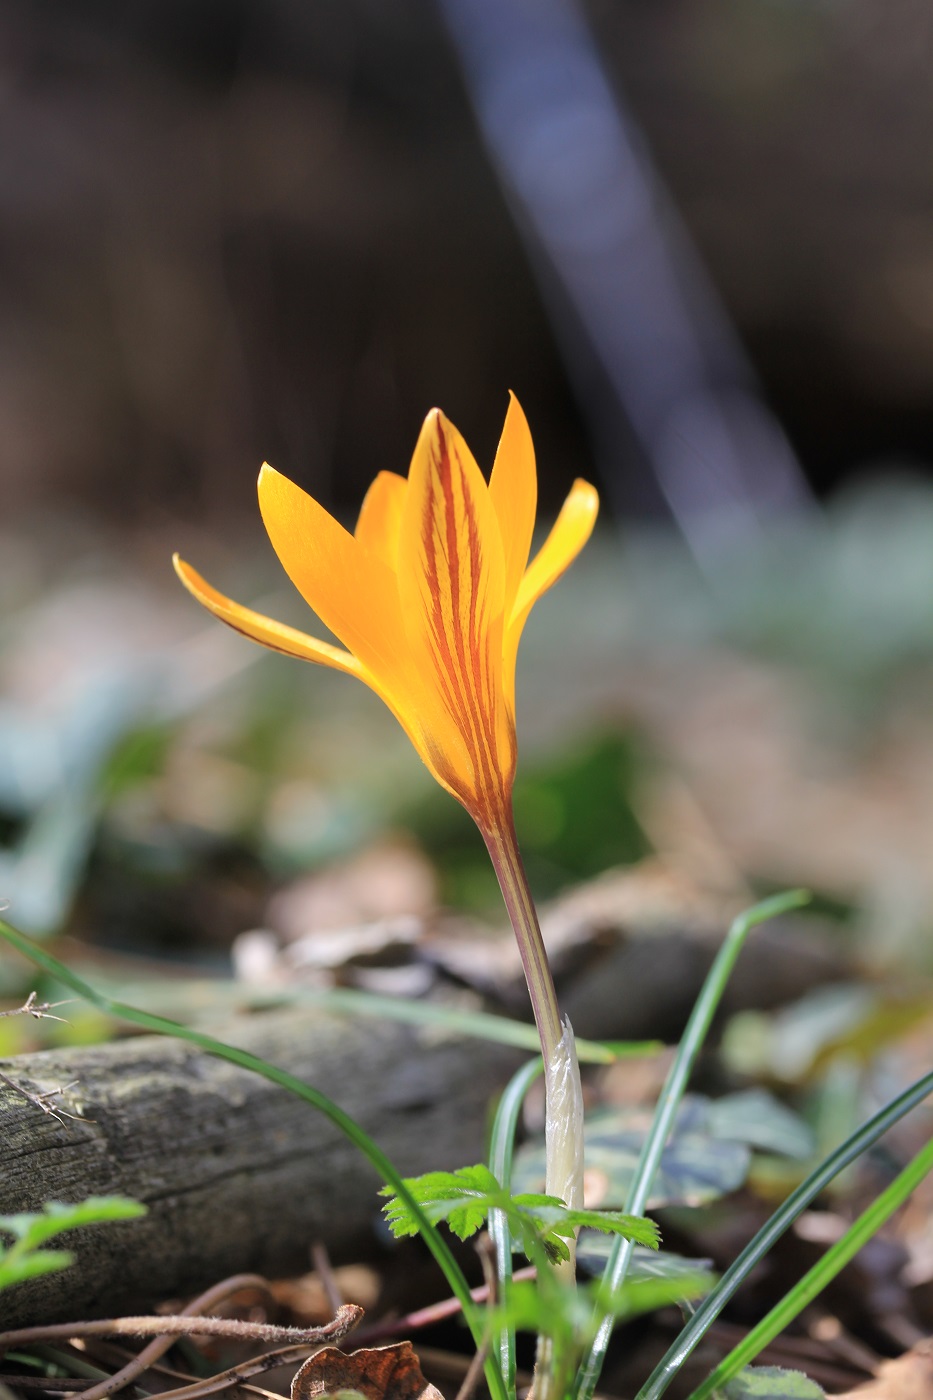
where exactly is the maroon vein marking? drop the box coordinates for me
[421,420,505,818]
[213,615,319,661]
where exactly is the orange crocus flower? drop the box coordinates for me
[176,395,598,1246]
[174,396,598,833]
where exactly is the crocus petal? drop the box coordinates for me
[175,553,455,774]
[502,478,599,706]
[258,463,413,698]
[175,402,598,829]
[398,408,514,818]
[489,392,537,616]
[354,470,408,571]
[172,555,363,677]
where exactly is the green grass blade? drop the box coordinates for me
[283,989,647,1064]
[635,1066,933,1399]
[688,1132,933,1399]
[0,917,508,1400]
[76,977,657,1064]
[575,890,810,1400]
[488,1057,543,1397]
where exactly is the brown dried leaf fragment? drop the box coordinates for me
[292,1342,443,1400]
[832,1338,933,1399]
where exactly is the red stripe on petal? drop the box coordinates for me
[419,419,507,820]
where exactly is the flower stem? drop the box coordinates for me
[482,804,585,1400]
[481,804,584,1220]
[482,807,562,1062]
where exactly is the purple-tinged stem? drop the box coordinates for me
[481,802,584,1225]
[482,804,563,1067]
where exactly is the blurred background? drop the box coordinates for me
[7,2,933,1368]
[3,0,933,1009]
[4,0,933,531]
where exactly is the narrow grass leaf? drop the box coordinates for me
[636,1066,933,1399]
[488,1057,542,1397]
[688,1132,933,1398]
[575,890,810,1400]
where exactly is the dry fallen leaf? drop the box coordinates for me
[292,1341,444,1400]
[831,1338,933,1399]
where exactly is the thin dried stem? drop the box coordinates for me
[0,992,74,1023]
[0,993,84,1121]
[453,1236,498,1400]
[0,1304,362,1351]
[352,1264,537,1346]
[0,1072,86,1125]
[77,1274,275,1400]
[310,1243,343,1317]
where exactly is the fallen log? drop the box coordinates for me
[0,1005,522,1328]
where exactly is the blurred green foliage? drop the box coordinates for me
[4,479,933,982]
[0,1197,146,1294]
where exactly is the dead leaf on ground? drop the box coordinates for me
[292,1341,444,1400]
[831,1337,933,1399]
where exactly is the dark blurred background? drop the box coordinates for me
[4,0,933,538]
[6,11,933,1362]
[6,0,933,985]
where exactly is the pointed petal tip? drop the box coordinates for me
[173,555,224,608]
[574,479,601,524]
[173,553,195,586]
[572,477,600,508]
[412,406,458,465]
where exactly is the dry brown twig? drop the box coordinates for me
[0,992,87,1124]
[452,1235,496,1400]
[0,1304,363,1351]
[309,1243,343,1318]
[0,1297,363,1400]
[75,1273,277,1400]
[0,992,75,1024]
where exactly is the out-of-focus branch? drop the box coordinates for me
[437,0,814,566]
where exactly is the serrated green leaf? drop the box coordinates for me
[380,1165,501,1241]
[380,1167,658,1263]
[723,1365,825,1398]
[556,1208,660,1249]
[510,1192,565,1210]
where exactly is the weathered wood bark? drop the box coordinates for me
[0,1007,522,1328]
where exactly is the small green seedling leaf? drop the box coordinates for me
[380,1167,658,1264]
[381,1165,502,1242]
[492,1267,711,1348]
[0,1196,147,1252]
[0,1249,76,1291]
[0,1196,147,1295]
[723,1366,826,1398]
[539,1206,659,1245]
[524,1204,659,1262]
